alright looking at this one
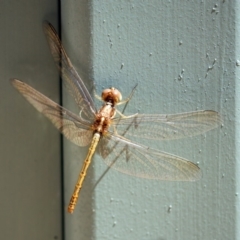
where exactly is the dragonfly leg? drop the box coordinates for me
[116,84,138,106]
[116,109,138,119]
[94,89,103,102]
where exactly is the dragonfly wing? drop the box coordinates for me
[111,110,222,141]
[43,22,97,119]
[98,134,201,181]
[11,79,92,147]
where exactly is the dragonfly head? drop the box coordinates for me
[101,87,122,105]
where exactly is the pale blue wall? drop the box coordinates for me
[63,1,235,240]
[1,1,235,240]
[0,1,62,240]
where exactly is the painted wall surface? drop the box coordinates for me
[0,1,62,240]
[63,1,235,240]
[1,1,236,240]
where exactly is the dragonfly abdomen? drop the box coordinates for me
[68,132,100,213]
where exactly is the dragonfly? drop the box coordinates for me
[11,22,222,213]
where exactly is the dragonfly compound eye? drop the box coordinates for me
[111,87,122,103]
[102,88,122,104]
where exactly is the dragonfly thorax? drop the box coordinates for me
[92,102,116,135]
[101,87,122,106]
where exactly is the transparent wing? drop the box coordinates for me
[98,134,201,181]
[111,110,222,141]
[43,21,96,120]
[11,79,92,147]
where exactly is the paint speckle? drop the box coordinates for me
[168,205,172,213]
[211,3,219,14]
[178,69,185,81]
[205,58,217,78]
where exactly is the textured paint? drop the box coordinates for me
[1,1,62,240]
[235,1,240,239]
[63,1,235,239]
